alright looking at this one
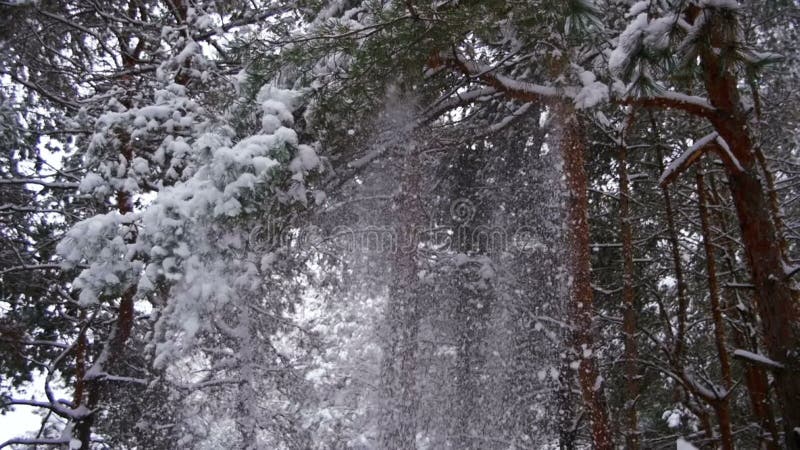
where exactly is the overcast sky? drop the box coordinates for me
[1,378,58,444]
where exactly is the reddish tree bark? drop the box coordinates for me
[707,176,781,449]
[697,23,800,446]
[636,9,800,442]
[557,104,613,450]
[696,167,734,450]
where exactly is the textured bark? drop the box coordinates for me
[753,145,786,254]
[697,22,800,445]
[618,139,639,450]
[724,166,800,449]
[72,314,87,408]
[696,168,734,450]
[707,175,781,449]
[557,104,613,450]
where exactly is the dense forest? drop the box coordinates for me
[1,0,799,448]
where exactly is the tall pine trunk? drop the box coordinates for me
[708,175,781,449]
[698,25,800,445]
[696,167,734,450]
[618,137,639,450]
[556,104,613,450]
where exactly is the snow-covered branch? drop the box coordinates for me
[430,52,717,121]
[0,178,79,189]
[0,263,64,276]
[621,92,717,120]
[659,132,718,187]
[733,349,785,370]
[430,53,568,105]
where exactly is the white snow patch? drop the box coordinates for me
[573,70,609,109]
[733,349,784,369]
[662,409,682,428]
[659,132,717,185]
[627,1,650,17]
[609,13,649,75]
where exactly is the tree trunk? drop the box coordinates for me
[696,167,734,450]
[707,175,781,449]
[698,19,800,446]
[753,145,787,254]
[724,165,800,448]
[618,139,639,450]
[557,104,613,450]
